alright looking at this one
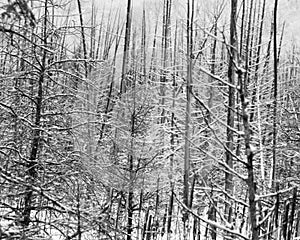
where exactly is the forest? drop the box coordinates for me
[0,0,300,239]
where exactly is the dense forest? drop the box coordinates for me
[0,0,300,239]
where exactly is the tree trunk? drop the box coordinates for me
[160,0,172,123]
[287,188,297,240]
[120,0,132,94]
[271,0,279,188]
[282,201,290,240]
[183,1,194,239]
[225,0,237,222]
[21,0,48,231]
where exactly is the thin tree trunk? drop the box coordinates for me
[287,188,297,240]
[270,0,278,188]
[127,41,137,240]
[162,205,168,237]
[146,215,152,240]
[282,201,290,240]
[225,0,237,223]
[141,6,147,82]
[76,0,88,77]
[295,211,300,238]
[189,175,196,209]
[167,186,174,239]
[142,207,149,240]
[160,0,172,123]
[149,17,158,80]
[277,22,285,61]
[21,0,48,231]
[252,0,267,190]
[98,18,124,142]
[208,201,217,240]
[90,0,96,61]
[120,0,132,94]
[238,2,258,237]
[183,0,194,239]
[239,71,258,240]
[268,183,280,240]
[244,0,254,88]
[77,0,94,158]
[167,20,177,240]
[127,185,134,240]
[153,177,160,240]
[95,8,105,60]
[115,193,122,240]
[76,181,82,240]
[137,189,144,240]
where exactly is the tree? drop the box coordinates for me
[1,0,299,239]
[224,0,237,224]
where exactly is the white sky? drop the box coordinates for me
[82,0,300,45]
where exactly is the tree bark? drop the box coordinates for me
[120,0,132,94]
[239,79,258,239]
[225,0,237,222]
[287,188,297,240]
[183,1,194,238]
[21,0,48,230]
[271,0,278,188]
